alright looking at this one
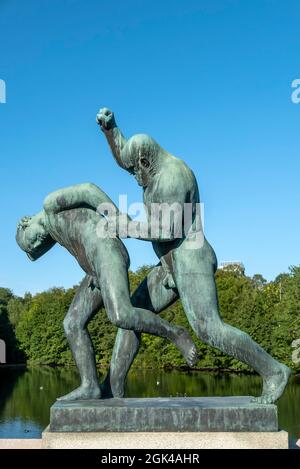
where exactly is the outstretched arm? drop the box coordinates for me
[96,108,128,169]
[43,183,121,216]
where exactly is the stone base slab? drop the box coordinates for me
[0,439,42,449]
[42,429,288,449]
[49,396,278,433]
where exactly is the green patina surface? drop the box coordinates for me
[15,107,291,414]
[50,397,278,433]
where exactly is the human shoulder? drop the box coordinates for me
[158,156,195,190]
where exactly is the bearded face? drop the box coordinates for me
[133,155,151,187]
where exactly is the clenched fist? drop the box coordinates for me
[96,107,116,131]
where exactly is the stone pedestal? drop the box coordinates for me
[42,396,288,449]
[49,396,278,433]
[42,429,288,449]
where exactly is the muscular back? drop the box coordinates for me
[46,207,130,277]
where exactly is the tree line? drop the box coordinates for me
[0,265,299,373]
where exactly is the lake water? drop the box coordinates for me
[0,366,299,440]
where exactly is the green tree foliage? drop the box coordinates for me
[15,288,76,365]
[0,266,299,373]
[0,288,24,362]
[271,266,300,367]
[7,293,32,328]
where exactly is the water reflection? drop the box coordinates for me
[0,366,299,439]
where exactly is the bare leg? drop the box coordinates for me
[176,265,290,404]
[58,275,103,400]
[102,264,181,398]
[100,266,196,361]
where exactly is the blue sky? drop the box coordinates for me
[0,0,299,296]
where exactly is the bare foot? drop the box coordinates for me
[174,327,198,367]
[251,364,291,404]
[57,384,101,401]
